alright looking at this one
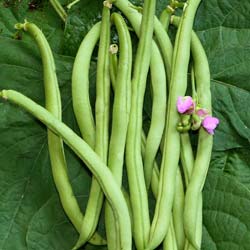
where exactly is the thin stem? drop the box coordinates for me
[49,0,67,22]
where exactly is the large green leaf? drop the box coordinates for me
[202,171,250,250]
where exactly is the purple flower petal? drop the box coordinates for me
[177,96,195,114]
[196,108,209,118]
[202,116,220,134]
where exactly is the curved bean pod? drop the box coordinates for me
[0,89,132,250]
[147,1,202,249]
[183,26,213,250]
[72,21,110,246]
[72,22,101,149]
[104,12,132,250]
[144,43,167,190]
[15,21,88,241]
[163,218,178,250]
[159,11,186,250]
[119,0,157,248]
[75,3,111,248]
[172,15,211,249]
[109,43,162,200]
[114,0,155,249]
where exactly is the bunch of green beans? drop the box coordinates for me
[0,0,220,249]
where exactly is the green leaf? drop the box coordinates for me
[194,0,250,150]
[202,171,250,250]
[0,0,65,53]
[210,148,250,191]
[26,195,79,250]
[64,0,103,55]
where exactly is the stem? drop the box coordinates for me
[49,0,67,22]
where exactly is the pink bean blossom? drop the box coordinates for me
[202,116,220,135]
[176,96,195,114]
[196,108,209,118]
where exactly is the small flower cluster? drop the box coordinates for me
[176,96,219,135]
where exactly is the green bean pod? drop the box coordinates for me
[144,44,167,190]
[75,3,111,248]
[72,22,100,149]
[159,10,188,250]
[171,16,204,250]
[122,0,157,248]
[159,5,175,31]
[95,1,111,163]
[104,12,132,250]
[109,45,161,200]
[113,0,168,192]
[109,44,118,88]
[141,132,160,198]
[0,89,132,250]
[72,21,110,246]
[15,21,92,243]
[163,218,178,250]
[147,1,202,249]
[183,27,213,250]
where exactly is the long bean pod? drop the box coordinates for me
[0,89,132,250]
[159,10,186,250]
[74,2,112,247]
[112,1,168,192]
[72,22,100,148]
[143,44,167,190]
[171,15,211,249]
[183,26,213,250]
[121,0,156,248]
[147,1,202,249]
[109,45,161,200]
[104,12,132,250]
[72,21,110,246]
[15,21,87,241]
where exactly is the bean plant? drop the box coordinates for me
[0,0,223,249]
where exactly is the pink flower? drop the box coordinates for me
[177,96,195,114]
[202,116,220,135]
[196,108,209,118]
